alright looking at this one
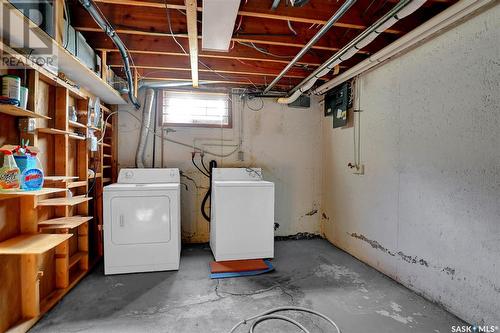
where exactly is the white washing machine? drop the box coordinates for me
[210,168,275,261]
[103,168,181,275]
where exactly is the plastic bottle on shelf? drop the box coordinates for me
[19,153,44,191]
[0,150,20,190]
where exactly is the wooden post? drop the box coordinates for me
[54,87,69,217]
[78,223,89,271]
[54,238,69,289]
[19,196,38,234]
[185,0,199,87]
[20,254,40,318]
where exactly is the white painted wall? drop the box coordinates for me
[321,4,500,325]
[118,94,323,243]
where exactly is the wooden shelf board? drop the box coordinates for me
[100,104,111,114]
[0,104,51,119]
[103,178,112,183]
[103,154,112,158]
[44,176,79,182]
[69,134,86,141]
[0,234,72,255]
[68,120,87,129]
[37,128,73,136]
[0,188,66,199]
[103,165,111,169]
[69,251,86,269]
[38,195,92,207]
[38,216,92,229]
[100,143,111,148]
[88,126,101,132]
[67,180,88,189]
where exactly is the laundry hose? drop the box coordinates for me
[201,160,217,222]
[229,306,341,333]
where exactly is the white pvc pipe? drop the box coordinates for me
[313,0,496,95]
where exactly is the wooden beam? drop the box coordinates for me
[185,0,198,87]
[74,26,360,52]
[91,0,404,34]
[111,64,309,79]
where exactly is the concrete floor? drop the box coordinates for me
[32,239,465,333]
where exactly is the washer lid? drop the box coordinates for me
[213,180,274,187]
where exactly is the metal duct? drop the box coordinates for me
[136,89,154,168]
[78,0,140,109]
[263,0,357,94]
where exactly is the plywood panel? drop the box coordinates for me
[0,256,22,332]
[38,249,56,301]
[0,198,20,241]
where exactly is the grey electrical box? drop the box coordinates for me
[324,82,352,128]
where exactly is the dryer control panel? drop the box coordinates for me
[117,168,180,184]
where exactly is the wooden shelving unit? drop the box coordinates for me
[0,3,119,332]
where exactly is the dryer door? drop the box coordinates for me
[111,194,171,245]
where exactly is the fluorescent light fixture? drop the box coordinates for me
[202,0,240,52]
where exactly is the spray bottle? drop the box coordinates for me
[0,150,20,190]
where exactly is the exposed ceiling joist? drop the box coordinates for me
[97,48,322,66]
[185,0,198,87]
[74,27,371,53]
[109,64,325,79]
[91,0,403,34]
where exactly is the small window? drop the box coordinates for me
[159,90,232,128]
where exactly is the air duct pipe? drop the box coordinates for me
[277,0,426,104]
[262,0,357,94]
[136,88,154,168]
[78,0,140,109]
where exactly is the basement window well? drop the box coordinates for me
[159,90,232,128]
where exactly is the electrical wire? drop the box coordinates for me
[192,154,209,177]
[237,41,293,59]
[201,154,210,174]
[287,20,298,35]
[229,306,341,333]
[244,96,264,112]
[100,110,240,158]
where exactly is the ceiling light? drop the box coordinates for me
[202,0,240,52]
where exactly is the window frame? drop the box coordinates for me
[158,89,233,129]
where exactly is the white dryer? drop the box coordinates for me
[103,168,181,275]
[210,168,275,261]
